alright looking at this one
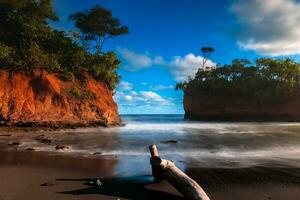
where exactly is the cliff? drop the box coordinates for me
[184,93,300,121]
[0,70,121,127]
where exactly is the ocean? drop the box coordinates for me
[9,114,300,176]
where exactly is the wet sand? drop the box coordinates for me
[0,150,183,200]
[0,150,300,200]
[1,118,300,200]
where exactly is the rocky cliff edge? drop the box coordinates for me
[0,69,121,127]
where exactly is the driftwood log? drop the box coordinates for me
[149,144,210,200]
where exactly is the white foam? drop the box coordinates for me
[12,120,300,168]
[99,122,300,138]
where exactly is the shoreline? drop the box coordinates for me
[1,119,300,200]
[0,149,299,200]
[2,116,300,133]
[0,120,125,132]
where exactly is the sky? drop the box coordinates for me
[52,0,300,114]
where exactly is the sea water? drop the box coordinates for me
[14,114,300,175]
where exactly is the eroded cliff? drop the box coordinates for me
[0,70,121,127]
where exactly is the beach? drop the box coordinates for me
[0,115,300,199]
[0,150,299,200]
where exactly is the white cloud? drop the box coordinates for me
[231,0,300,56]
[114,90,172,106]
[167,54,215,82]
[130,91,138,95]
[150,84,174,90]
[118,81,133,91]
[117,47,165,71]
[140,91,170,104]
[124,95,133,101]
[118,47,215,82]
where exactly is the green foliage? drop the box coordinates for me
[68,5,129,54]
[201,47,214,54]
[88,51,120,90]
[60,70,75,81]
[178,57,300,106]
[0,43,12,61]
[0,1,126,91]
[69,87,95,100]
[0,0,57,70]
[175,82,187,90]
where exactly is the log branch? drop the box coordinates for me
[149,144,210,200]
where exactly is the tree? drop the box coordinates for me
[69,5,129,54]
[177,56,300,107]
[200,46,214,68]
[87,51,120,90]
[0,1,126,91]
[0,0,59,70]
[0,0,58,45]
[175,81,187,90]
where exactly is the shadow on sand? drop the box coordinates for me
[56,175,185,200]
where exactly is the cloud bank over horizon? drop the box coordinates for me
[114,86,177,114]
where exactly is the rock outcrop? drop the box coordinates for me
[0,69,121,127]
[184,93,300,121]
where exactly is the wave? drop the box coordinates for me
[11,116,300,169]
[18,141,300,163]
[103,121,300,136]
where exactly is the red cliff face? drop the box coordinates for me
[184,94,300,121]
[0,70,121,127]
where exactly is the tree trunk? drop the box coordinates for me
[149,144,210,200]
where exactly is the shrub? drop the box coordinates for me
[69,87,95,100]
[0,43,12,60]
[60,71,75,82]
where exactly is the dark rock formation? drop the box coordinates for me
[184,93,300,121]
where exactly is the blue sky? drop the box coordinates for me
[52,0,300,114]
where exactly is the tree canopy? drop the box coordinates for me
[177,57,300,106]
[69,5,129,54]
[0,1,128,91]
[200,46,214,68]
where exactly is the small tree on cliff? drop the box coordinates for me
[176,47,215,91]
[69,5,129,54]
[200,46,214,69]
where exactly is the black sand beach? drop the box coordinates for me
[1,116,300,199]
[0,149,300,200]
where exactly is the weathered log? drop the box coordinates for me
[149,144,210,200]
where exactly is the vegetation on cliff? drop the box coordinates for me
[176,49,300,107]
[0,0,128,91]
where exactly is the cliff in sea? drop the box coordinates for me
[183,93,300,121]
[178,57,300,121]
[0,70,121,127]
